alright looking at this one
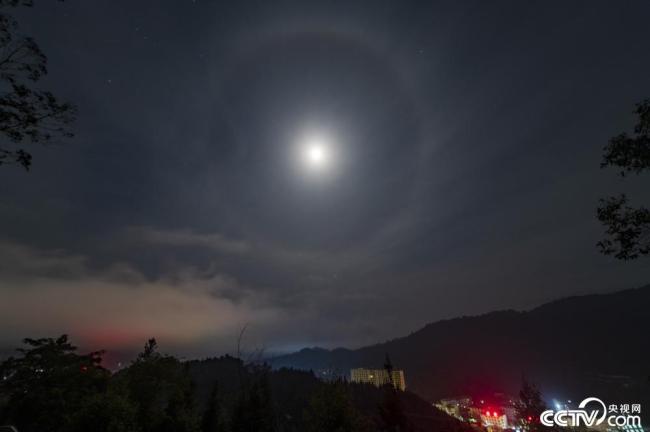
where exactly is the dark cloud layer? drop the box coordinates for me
[1,0,649,357]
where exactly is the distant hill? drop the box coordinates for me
[270,285,650,405]
[186,356,474,432]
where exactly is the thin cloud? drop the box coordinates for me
[0,240,278,352]
[128,225,250,255]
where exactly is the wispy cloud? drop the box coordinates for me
[0,240,278,353]
[127,225,250,254]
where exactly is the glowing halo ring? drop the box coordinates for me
[211,27,430,243]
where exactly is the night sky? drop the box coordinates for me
[1,0,649,357]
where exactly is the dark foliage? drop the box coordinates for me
[114,338,200,432]
[376,353,411,431]
[0,335,476,432]
[65,390,139,432]
[0,0,75,170]
[201,382,226,432]
[230,367,276,432]
[0,335,109,432]
[598,100,650,259]
[514,378,547,432]
[302,381,365,432]
[597,194,649,259]
[601,100,650,176]
[377,386,411,432]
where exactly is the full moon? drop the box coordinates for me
[302,135,330,169]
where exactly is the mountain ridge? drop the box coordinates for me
[271,285,650,404]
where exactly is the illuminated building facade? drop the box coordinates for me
[481,409,508,429]
[350,368,406,391]
[435,397,472,421]
[435,395,521,431]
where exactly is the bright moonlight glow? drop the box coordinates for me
[292,128,341,179]
[302,136,330,168]
[307,143,326,164]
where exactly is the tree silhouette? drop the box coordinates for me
[377,388,410,432]
[66,389,139,432]
[231,368,275,432]
[162,375,201,432]
[116,338,201,432]
[0,335,109,432]
[384,353,394,387]
[377,354,410,432]
[201,381,226,432]
[0,0,76,170]
[597,100,650,259]
[303,381,364,432]
[0,335,472,432]
[514,378,547,432]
